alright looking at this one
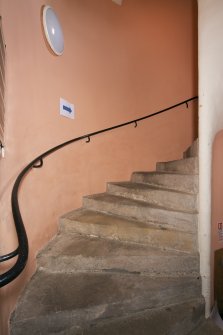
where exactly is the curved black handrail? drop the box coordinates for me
[0,96,198,287]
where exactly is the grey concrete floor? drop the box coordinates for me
[189,319,223,335]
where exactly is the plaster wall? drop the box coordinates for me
[0,0,197,333]
[198,0,223,316]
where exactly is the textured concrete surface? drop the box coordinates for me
[11,140,204,335]
[190,319,223,335]
[11,274,202,335]
[83,193,197,232]
[38,233,199,276]
[131,171,198,194]
[12,272,201,321]
[183,138,198,158]
[107,181,198,211]
[60,209,197,252]
[56,299,205,335]
[156,157,198,174]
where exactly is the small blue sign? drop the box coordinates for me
[60,98,75,119]
[63,105,72,114]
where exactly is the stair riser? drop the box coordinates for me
[60,218,197,253]
[107,183,198,212]
[156,158,198,174]
[83,197,197,233]
[131,173,198,194]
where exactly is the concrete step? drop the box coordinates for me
[83,193,197,233]
[189,318,223,335]
[156,157,198,174]
[10,138,202,335]
[37,233,199,277]
[11,298,205,335]
[55,299,205,335]
[183,139,198,158]
[131,171,198,194]
[107,181,198,212]
[10,271,202,335]
[60,209,197,252]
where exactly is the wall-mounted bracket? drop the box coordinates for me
[33,158,43,168]
[0,143,5,158]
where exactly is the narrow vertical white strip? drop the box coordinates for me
[0,17,5,148]
[198,0,223,317]
[198,124,212,317]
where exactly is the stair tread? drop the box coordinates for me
[37,232,199,276]
[108,181,196,195]
[158,157,198,165]
[156,157,198,174]
[189,318,223,335]
[60,209,197,252]
[132,171,199,186]
[39,232,195,258]
[107,181,198,212]
[134,170,199,176]
[12,271,201,324]
[11,298,205,335]
[62,208,195,233]
[84,192,198,215]
[131,171,198,194]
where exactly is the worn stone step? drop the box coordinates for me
[183,139,198,158]
[37,233,199,277]
[11,298,205,335]
[60,209,197,252]
[56,299,205,335]
[156,157,198,174]
[131,171,198,194]
[83,193,197,233]
[107,181,198,212]
[189,318,223,335]
[10,271,202,335]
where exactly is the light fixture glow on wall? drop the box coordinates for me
[42,5,64,56]
[112,0,123,5]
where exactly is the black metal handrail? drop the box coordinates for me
[0,96,198,287]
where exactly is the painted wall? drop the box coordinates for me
[198,0,223,316]
[0,0,197,333]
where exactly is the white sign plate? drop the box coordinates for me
[60,98,74,119]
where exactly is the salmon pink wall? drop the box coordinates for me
[0,0,197,333]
